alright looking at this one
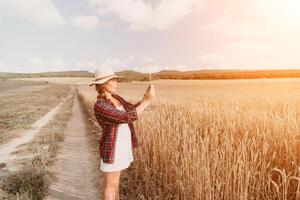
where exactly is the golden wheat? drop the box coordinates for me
[78,79,300,200]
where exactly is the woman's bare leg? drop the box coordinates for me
[103,170,122,200]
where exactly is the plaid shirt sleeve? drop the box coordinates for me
[94,100,139,124]
[123,99,141,109]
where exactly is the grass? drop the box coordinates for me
[0,168,50,200]
[16,90,75,168]
[77,79,300,200]
[0,79,42,91]
[77,88,108,198]
[0,80,71,144]
[0,88,75,200]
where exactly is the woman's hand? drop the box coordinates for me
[143,83,155,101]
[136,83,155,116]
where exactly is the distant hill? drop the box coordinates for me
[0,70,93,78]
[1,69,300,81]
[153,69,300,80]
[115,70,147,82]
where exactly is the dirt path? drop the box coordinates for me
[46,92,102,200]
[0,93,72,173]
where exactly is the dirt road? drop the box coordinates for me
[46,92,102,200]
[0,94,72,174]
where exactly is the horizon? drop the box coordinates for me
[2,68,300,75]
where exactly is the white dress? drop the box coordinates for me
[100,105,134,172]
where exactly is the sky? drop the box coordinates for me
[0,0,300,73]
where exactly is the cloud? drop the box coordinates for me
[140,65,163,73]
[87,0,205,30]
[140,54,154,63]
[99,55,196,73]
[7,54,192,74]
[75,62,98,72]
[0,60,8,72]
[75,54,191,73]
[72,16,110,31]
[100,56,135,71]
[75,56,136,72]
[0,58,67,73]
[138,64,192,73]
[29,57,65,72]
[173,64,190,71]
[0,0,64,28]
[199,40,300,69]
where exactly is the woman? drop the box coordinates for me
[89,67,155,200]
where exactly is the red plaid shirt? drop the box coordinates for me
[93,93,141,164]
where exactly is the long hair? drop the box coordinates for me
[95,78,118,103]
[95,83,108,100]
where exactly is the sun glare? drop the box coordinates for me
[278,0,300,19]
[260,0,300,22]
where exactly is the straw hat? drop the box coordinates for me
[89,66,123,87]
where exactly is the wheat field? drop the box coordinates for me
[78,78,300,200]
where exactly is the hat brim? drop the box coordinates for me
[89,75,123,87]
